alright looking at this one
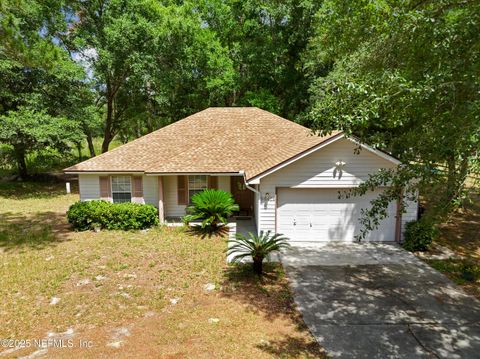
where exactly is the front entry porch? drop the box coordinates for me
[156,174,256,222]
[230,176,254,217]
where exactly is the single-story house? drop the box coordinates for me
[64,107,417,245]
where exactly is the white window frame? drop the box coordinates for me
[188,175,208,203]
[111,175,132,203]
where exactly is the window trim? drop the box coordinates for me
[187,175,208,203]
[111,175,132,203]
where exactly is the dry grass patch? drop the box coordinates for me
[420,194,480,299]
[0,181,324,358]
[435,195,480,260]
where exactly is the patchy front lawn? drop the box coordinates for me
[417,194,480,300]
[0,181,324,358]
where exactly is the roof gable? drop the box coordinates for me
[246,134,401,183]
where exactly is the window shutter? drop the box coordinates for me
[99,176,111,200]
[208,176,218,189]
[177,175,188,205]
[132,176,143,198]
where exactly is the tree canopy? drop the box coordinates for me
[0,0,89,177]
[67,0,235,152]
[303,0,480,233]
[0,108,81,178]
[0,0,478,228]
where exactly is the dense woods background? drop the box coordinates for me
[1,0,479,226]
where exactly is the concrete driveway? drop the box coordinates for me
[280,243,480,358]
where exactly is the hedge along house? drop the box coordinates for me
[64,107,417,245]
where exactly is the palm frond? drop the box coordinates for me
[227,230,290,261]
[183,189,239,230]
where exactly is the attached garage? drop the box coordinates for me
[252,136,418,244]
[276,188,397,243]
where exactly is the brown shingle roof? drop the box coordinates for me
[64,107,341,180]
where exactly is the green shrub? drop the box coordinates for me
[183,189,239,230]
[67,200,159,231]
[402,219,438,252]
[428,258,480,283]
[227,230,290,275]
[459,261,480,282]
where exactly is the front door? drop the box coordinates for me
[230,176,254,216]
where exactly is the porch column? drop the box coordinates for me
[158,176,165,223]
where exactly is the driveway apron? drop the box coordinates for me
[280,243,480,358]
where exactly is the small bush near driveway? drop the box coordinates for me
[67,200,159,231]
[428,258,480,284]
[403,219,438,252]
[228,230,290,275]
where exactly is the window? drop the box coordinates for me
[111,176,132,203]
[188,175,208,203]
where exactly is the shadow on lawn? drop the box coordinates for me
[436,195,480,259]
[0,179,78,200]
[221,263,326,357]
[0,211,72,252]
[257,336,327,358]
[186,225,229,239]
[222,263,296,319]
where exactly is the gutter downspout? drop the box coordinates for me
[239,170,260,236]
[239,170,260,194]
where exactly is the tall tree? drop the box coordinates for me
[304,0,480,235]
[68,0,234,152]
[195,0,322,118]
[0,0,91,177]
[0,108,81,178]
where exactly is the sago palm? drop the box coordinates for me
[227,230,290,275]
[183,189,239,229]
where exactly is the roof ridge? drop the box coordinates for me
[64,107,342,178]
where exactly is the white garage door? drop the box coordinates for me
[277,188,396,243]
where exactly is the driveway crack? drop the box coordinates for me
[407,324,440,359]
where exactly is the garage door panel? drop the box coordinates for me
[277,188,396,243]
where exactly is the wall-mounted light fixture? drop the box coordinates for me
[333,161,346,179]
[264,192,271,202]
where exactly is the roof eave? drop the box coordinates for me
[246,132,401,184]
[246,132,345,183]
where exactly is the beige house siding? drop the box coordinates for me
[259,138,397,188]
[163,175,231,217]
[79,174,234,218]
[253,184,260,233]
[77,137,417,241]
[79,174,158,206]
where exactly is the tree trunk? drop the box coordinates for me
[446,155,457,203]
[444,155,469,215]
[14,146,28,180]
[146,82,154,133]
[86,132,96,157]
[252,257,263,275]
[102,94,114,153]
[76,142,82,162]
